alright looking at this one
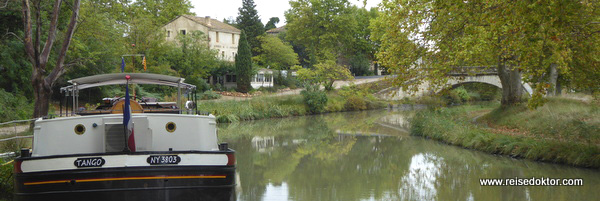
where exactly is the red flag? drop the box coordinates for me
[124,75,136,152]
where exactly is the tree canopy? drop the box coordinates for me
[285,0,357,62]
[236,31,253,93]
[295,60,353,91]
[264,17,280,30]
[253,35,299,70]
[371,0,600,106]
[236,0,265,56]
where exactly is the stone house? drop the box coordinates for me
[163,15,240,61]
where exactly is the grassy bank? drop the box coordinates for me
[197,81,390,123]
[198,91,387,123]
[410,99,600,168]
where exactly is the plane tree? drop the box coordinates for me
[371,0,599,107]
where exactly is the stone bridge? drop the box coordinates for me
[379,66,533,100]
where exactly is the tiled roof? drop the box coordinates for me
[266,26,286,33]
[180,15,241,33]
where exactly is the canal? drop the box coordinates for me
[217,109,599,201]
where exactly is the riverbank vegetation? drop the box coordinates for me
[411,98,600,168]
[0,158,13,200]
[198,82,389,123]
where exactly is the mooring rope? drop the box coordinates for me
[1,160,13,166]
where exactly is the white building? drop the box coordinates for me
[251,68,274,88]
[163,15,240,61]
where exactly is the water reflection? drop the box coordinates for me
[218,109,600,201]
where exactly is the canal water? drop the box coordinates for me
[217,109,600,201]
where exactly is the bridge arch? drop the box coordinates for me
[446,75,532,95]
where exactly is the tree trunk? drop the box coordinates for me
[32,76,51,118]
[547,63,558,96]
[22,0,80,118]
[497,56,523,106]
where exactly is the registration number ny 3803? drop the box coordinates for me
[146,155,181,165]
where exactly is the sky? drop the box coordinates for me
[190,0,383,26]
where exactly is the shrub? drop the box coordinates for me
[0,159,13,200]
[344,95,367,110]
[301,85,328,114]
[0,89,32,122]
[454,86,471,102]
[198,90,221,100]
[325,96,345,112]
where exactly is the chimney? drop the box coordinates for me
[205,16,211,26]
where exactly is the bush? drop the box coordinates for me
[344,95,367,110]
[454,86,471,102]
[463,83,501,101]
[325,96,345,112]
[301,85,328,114]
[0,159,13,200]
[198,90,221,100]
[0,89,33,122]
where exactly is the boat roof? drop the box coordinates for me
[60,73,196,92]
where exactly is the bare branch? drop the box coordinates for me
[3,30,23,42]
[39,0,63,70]
[21,0,35,65]
[0,0,9,9]
[46,0,80,86]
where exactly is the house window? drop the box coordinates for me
[180,29,186,35]
[265,74,272,82]
[232,33,235,44]
[216,32,219,43]
[226,75,237,82]
[257,74,264,82]
[167,30,171,37]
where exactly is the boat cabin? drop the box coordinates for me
[29,73,217,157]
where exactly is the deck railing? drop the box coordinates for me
[0,119,35,159]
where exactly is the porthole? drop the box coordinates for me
[74,124,86,135]
[166,122,176,133]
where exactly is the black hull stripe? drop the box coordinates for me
[15,184,236,196]
[24,174,227,185]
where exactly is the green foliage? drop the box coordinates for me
[198,82,387,122]
[482,98,600,146]
[0,159,13,200]
[348,53,372,76]
[264,17,280,31]
[236,32,253,93]
[285,0,357,62]
[273,71,298,88]
[295,60,353,91]
[0,38,32,97]
[301,85,328,114]
[0,89,33,122]
[371,0,600,107]
[412,104,600,168]
[163,30,219,85]
[527,84,549,110]
[236,0,265,56]
[462,83,501,101]
[198,90,222,100]
[253,35,299,70]
[344,96,367,111]
[198,95,307,123]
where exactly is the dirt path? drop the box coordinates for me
[0,124,30,136]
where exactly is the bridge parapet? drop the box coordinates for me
[448,66,497,76]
